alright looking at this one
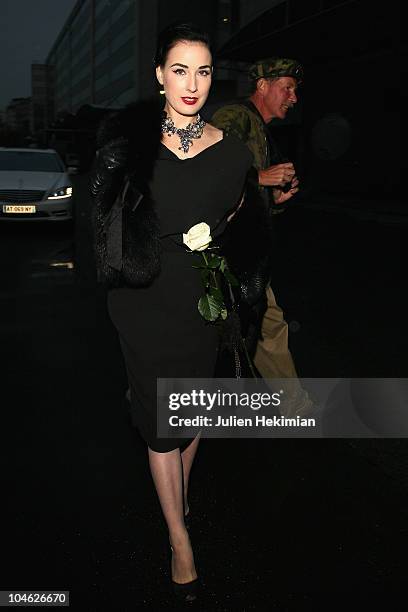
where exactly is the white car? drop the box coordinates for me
[0,148,73,221]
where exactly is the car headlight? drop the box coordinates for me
[47,186,73,200]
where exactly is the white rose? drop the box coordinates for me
[182,222,212,252]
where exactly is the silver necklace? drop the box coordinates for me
[161,112,206,154]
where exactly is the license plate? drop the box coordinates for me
[2,205,36,213]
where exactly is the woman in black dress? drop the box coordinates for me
[91,23,270,601]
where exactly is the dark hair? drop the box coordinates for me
[154,22,211,67]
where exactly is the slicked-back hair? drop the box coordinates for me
[154,22,212,68]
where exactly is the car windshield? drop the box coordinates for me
[0,151,65,172]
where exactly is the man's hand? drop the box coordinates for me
[258,162,295,187]
[273,176,300,205]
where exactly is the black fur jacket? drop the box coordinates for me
[90,99,273,359]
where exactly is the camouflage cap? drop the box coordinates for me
[249,57,304,83]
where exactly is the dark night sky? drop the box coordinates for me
[0,0,77,109]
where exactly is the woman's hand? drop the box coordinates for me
[97,136,128,173]
[90,137,129,212]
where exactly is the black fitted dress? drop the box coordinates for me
[107,135,253,452]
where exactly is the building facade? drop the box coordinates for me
[31,63,54,139]
[5,97,32,134]
[45,0,242,118]
[47,0,141,116]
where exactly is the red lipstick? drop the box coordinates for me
[181,97,198,105]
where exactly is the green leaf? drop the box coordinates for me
[220,258,226,273]
[220,308,228,320]
[198,290,224,322]
[209,286,225,303]
[207,254,221,269]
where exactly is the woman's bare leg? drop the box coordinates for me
[180,433,201,516]
[148,447,197,584]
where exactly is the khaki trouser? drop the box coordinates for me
[254,286,314,417]
[254,286,298,379]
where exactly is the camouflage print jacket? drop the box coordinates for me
[211,100,269,171]
[211,100,286,213]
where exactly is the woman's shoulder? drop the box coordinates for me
[200,123,253,169]
[205,123,223,140]
[217,129,254,168]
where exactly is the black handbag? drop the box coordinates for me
[104,177,142,272]
[98,176,161,288]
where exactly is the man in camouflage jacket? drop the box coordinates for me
[212,57,313,415]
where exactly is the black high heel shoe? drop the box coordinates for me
[169,541,199,603]
[172,576,199,603]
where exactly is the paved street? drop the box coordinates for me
[1,174,407,610]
